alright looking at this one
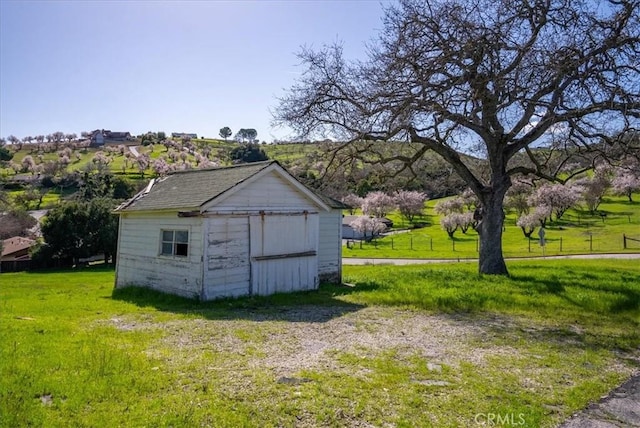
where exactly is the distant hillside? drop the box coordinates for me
[0,139,469,203]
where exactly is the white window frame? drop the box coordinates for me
[160,229,189,257]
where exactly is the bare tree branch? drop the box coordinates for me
[274,0,640,274]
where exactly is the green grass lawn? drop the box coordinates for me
[1,261,639,427]
[344,195,640,259]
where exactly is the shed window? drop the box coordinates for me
[161,230,189,257]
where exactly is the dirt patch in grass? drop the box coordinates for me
[106,306,636,377]
[94,306,640,427]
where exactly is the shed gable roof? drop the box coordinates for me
[116,161,338,213]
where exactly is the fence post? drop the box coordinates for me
[430,237,433,251]
[411,236,413,250]
[528,237,531,253]
[452,239,456,252]
[391,238,394,250]
[590,234,593,252]
[624,234,627,249]
[560,237,563,252]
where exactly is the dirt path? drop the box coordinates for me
[129,145,140,158]
[559,373,640,427]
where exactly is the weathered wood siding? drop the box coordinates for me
[251,255,318,295]
[249,213,319,295]
[318,209,343,283]
[203,216,251,299]
[212,173,318,212]
[115,213,203,298]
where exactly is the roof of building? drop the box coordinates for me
[1,236,36,258]
[342,215,393,226]
[116,161,345,213]
[315,193,350,210]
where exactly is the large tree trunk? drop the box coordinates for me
[477,190,509,275]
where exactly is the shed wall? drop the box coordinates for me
[115,213,203,298]
[203,216,251,299]
[212,173,318,212]
[318,209,343,283]
[249,213,319,295]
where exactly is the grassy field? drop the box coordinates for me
[1,261,639,427]
[344,195,640,259]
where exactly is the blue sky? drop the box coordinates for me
[0,0,389,142]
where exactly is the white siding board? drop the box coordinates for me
[213,173,318,212]
[251,256,317,296]
[249,213,318,257]
[203,216,251,299]
[318,210,343,282]
[249,213,319,295]
[115,214,203,298]
[116,255,201,298]
[117,214,203,257]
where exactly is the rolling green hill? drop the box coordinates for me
[2,141,638,259]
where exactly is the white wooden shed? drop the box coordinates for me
[114,161,345,300]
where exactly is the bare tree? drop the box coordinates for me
[65,133,77,144]
[52,131,65,149]
[274,0,640,274]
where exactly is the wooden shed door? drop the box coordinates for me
[250,212,319,296]
[203,216,251,299]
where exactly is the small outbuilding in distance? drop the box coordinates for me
[114,161,346,300]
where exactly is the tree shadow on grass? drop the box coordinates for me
[463,311,640,354]
[110,278,640,353]
[111,283,370,323]
[509,274,566,294]
[511,265,640,314]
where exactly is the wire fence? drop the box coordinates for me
[345,231,640,257]
[624,234,640,250]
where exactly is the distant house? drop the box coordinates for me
[1,236,36,272]
[114,161,347,300]
[171,132,198,140]
[90,130,133,146]
[342,215,366,240]
[342,216,393,240]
